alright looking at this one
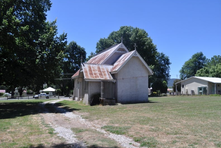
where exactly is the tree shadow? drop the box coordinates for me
[120,100,159,105]
[147,100,159,103]
[29,143,119,148]
[0,101,80,119]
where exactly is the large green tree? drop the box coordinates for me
[31,20,67,93]
[196,55,221,78]
[205,55,221,67]
[180,52,206,80]
[94,26,170,90]
[96,26,158,66]
[60,41,86,96]
[0,0,67,96]
[63,41,86,74]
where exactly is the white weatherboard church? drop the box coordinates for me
[72,43,153,105]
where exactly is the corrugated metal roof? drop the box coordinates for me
[71,70,80,79]
[82,64,114,81]
[87,43,121,64]
[176,76,221,84]
[195,76,221,83]
[72,43,153,80]
[111,50,135,72]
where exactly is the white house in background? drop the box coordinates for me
[175,76,221,95]
[71,43,153,105]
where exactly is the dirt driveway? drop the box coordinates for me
[40,99,140,148]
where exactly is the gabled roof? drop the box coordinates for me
[82,63,114,81]
[87,43,128,64]
[111,50,135,72]
[71,70,80,79]
[175,76,221,84]
[72,43,153,80]
[111,50,153,75]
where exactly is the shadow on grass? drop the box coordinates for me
[29,143,119,148]
[0,101,80,119]
[147,100,158,103]
[120,100,158,105]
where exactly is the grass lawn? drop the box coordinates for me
[58,96,221,148]
[0,99,63,148]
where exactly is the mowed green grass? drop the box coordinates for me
[59,96,221,148]
[0,99,62,148]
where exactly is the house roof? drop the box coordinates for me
[175,76,221,84]
[71,70,80,79]
[82,63,114,81]
[111,50,153,75]
[111,50,135,72]
[72,43,153,80]
[87,43,128,64]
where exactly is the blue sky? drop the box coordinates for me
[47,0,221,79]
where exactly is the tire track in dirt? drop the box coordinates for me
[41,99,140,148]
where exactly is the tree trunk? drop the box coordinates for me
[18,87,23,97]
[11,86,15,98]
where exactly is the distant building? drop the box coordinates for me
[72,43,153,105]
[0,90,5,93]
[175,76,221,95]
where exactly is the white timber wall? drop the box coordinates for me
[73,72,84,100]
[116,56,149,103]
[181,78,208,95]
[82,82,100,105]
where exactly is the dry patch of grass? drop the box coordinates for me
[0,114,62,148]
[71,127,120,147]
[0,100,63,148]
[102,125,131,135]
[59,96,221,147]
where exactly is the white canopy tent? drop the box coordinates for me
[43,87,56,96]
[43,87,55,92]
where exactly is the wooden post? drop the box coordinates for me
[215,83,217,94]
[101,81,104,99]
[176,84,177,95]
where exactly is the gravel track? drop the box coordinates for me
[41,99,140,148]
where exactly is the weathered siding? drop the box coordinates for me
[82,81,115,105]
[85,82,100,104]
[116,56,149,103]
[73,72,84,100]
[181,78,208,95]
[103,82,115,98]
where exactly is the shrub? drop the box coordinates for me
[152,92,157,96]
[0,93,3,96]
[27,90,33,94]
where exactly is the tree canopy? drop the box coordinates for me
[205,55,221,68]
[96,26,158,66]
[179,52,206,80]
[60,41,86,96]
[0,0,67,96]
[94,26,171,91]
[63,41,86,74]
[195,55,221,78]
